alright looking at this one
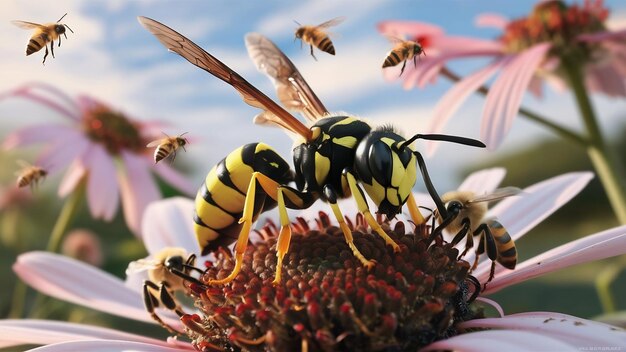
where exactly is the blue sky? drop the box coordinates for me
[1,0,625,191]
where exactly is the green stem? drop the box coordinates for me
[562,59,626,225]
[46,179,86,253]
[440,67,587,146]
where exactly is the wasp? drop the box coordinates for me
[434,187,521,285]
[146,132,189,164]
[382,37,425,76]
[12,13,74,65]
[294,17,344,60]
[16,160,47,188]
[126,247,203,334]
[138,17,485,285]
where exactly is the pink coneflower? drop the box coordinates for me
[0,83,195,235]
[378,0,626,151]
[7,170,626,350]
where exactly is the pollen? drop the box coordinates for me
[179,213,481,351]
[82,103,145,154]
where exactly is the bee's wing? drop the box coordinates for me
[245,33,328,123]
[317,16,346,29]
[385,35,406,44]
[16,160,32,168]
[146,139,163,148]
[469,187,523,203]
[125,258,159,276]
[137,16,312,141]
[12,21,44,30]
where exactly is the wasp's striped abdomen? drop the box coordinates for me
[193,143,293,255]
[488,219,517,269]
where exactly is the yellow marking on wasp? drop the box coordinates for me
[390,152,403,187]
[224,146,253,193]
[194,224,219,244]
[329,116,358,128]
[386,188,399,206]
[314,152,330,185]
[398,155,417,199]
[205,171,246,213]
[362,178,386,207]
[194,194,237,229]
[332,136,358,148]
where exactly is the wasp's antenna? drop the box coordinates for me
[398,133,486,151]
[57,13,68,23]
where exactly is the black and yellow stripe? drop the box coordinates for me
[193,143,293,255]
[26,33,48,55]
[382,50,402,68]
[154,144,173,163]
[488,219,517,269]
[316,36,335,55]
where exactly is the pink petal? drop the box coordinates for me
[527,75,544,98]
[2,125,78,150]
[468,172,593,272]
[475,297,504,317]
[26,340,190,352]
[421,330,578,352]
[118,151,161,236]
[457,167,506,195]
[58,159,87,197]
[36,131,91,175]
[377,20,444,38]
[85,145,119,221]
[1,83,81,121]
[425,59,506,155]
[435,36,504,54]
[141,197,198,256]
[459,312,626,347]
[13,252,181,328]
[578,29,626,43]
[481,43,552,150]
[0,319,175,349]
[483,225,626,294]
[475,13,510,29]
[152,163,196,196]
[586,63,626,97]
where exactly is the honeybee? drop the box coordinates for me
[294,17,345,60]
[146,132,189,164]
[126,247,202,334]
[16,161,47,188]
[138,17,485,287]
[12,13,74,65]
[435,187,521,284]
[382,38,425,76]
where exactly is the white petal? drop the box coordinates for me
[457,167,506,194]
[421,330,578,352]
[26,340,191,352]
[141,197,198,256]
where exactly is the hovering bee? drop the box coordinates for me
[294,17,344,60]
[146,132,189,164]
[435,187,521,284]
[382,38,425,76]
[16,161,47,188]
[126,247,202,334]
[12,13,74,65]
[138,16,485,286]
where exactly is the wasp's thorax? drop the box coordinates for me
[292,116,371,198]
[354,127,417,219]
[82,102,146,154]
[500,0,609,62]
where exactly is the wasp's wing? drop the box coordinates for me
[146,139,164,148]
[245,33,328,123]
[12,21,44,30]
[317,17,346,28]
[469,187,523,203]
[137,16,312,141]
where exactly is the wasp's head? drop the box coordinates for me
[354,127,417,219]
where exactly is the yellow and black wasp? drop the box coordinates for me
[138,17,485,285]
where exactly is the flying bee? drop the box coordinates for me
[12,13,74,65]
[139,17,485,288]
[146,132,189,164]
[126,247,203,334]
[382,37,425,76]
[294,17,345,60]
[434,187,522,285]
[16,161,48,189]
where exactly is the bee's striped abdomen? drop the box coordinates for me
[154,144,173,163]
[317,36,335,55]
[383,50,402,68]
[26,34,47,55]
[193,143,293,255]
[489,219,517,269]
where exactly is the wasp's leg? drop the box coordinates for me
[248,172,315,285]
[406,193,426,226]
[324,184,376,270]
[342,169,399,252]
[143,281,180,334]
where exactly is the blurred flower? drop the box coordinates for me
[0,83,195,235]
[6,170,626,350]
[379,0,626,151]
[61,228,103,267]
[0,185,32,210]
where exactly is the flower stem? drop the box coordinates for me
[46,179,86,253]
[561,59,626,225]
[439,67,586,146]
